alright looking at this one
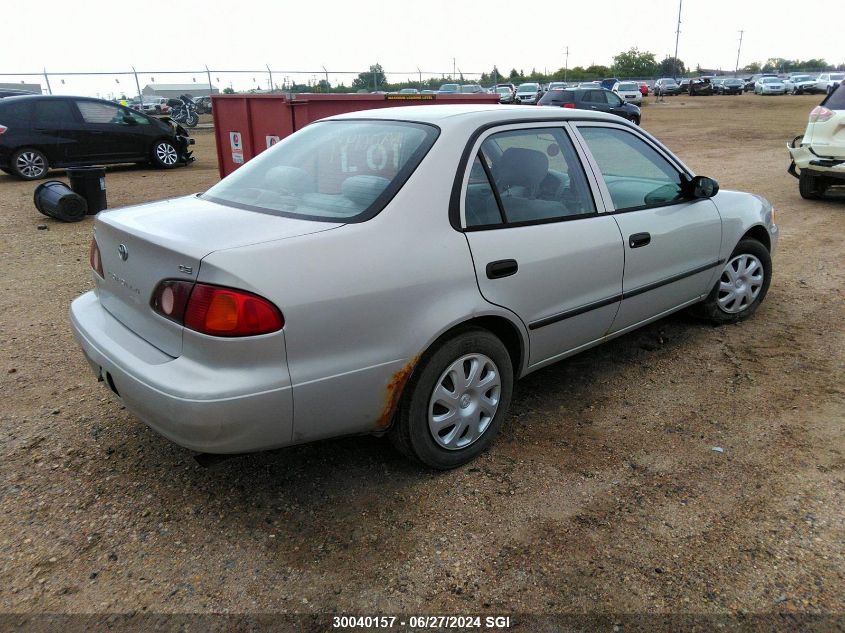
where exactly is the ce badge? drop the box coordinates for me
[117,244,129,261]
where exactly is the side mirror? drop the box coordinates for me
[688,175,719,198]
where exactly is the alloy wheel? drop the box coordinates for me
[717,254,764,314]
[156,143,178,166]
[428,353,501,450]
[16,151,46,178]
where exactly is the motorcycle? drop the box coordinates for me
[166,95,200,128]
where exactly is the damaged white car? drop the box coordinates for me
[788,81,845,199]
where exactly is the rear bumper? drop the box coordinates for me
[788,142,845,179]
[69,291,293,453]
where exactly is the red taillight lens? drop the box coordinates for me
[0,124,7,136]
[89,237,104,277]
[562,103,576,109]
[809,106,833,123]
[151,281,284,337]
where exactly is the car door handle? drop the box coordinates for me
[486,259,518,279]
[629,232,651,248]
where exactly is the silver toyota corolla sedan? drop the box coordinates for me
[70,105,778,469]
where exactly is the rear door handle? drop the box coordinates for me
[629,232,651,248]
[486,259,518,279]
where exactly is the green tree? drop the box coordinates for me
[613,48,658,78]
[658,56,686,78]
[352,64,386,91]
[585,64,610,78]
[222,87,235,94]
[741,62,761,74]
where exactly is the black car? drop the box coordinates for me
[0,95,194,180]
[717,78,744,95]
[537,88,641,125]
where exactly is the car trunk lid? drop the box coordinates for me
[94,194,342,357]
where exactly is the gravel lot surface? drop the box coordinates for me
[0,96,843,625]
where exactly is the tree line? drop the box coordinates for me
[228,51,844,95]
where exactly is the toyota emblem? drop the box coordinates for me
[117,244,128,261]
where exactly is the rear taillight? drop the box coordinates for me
[89,237,104,277]
[562,103,576,109]
[0,124,7,135]
[809,106,833,123]
[151,281,284,337]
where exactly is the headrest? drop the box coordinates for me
[493,147,549,190]
[341,175,390,207]
[263,166,316,194]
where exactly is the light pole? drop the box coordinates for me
[734,30,744,76]
[564,46,569,82]
[673,0,682,80]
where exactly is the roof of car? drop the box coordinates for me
[326,104,625,126]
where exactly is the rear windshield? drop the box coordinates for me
[202,120,438,222]
[538,90,574,105]
[822,83,845,110]
[518,84,539,91]
[617,83,638,91]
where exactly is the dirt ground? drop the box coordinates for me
[0,95,843,626]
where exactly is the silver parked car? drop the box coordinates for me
[70,105,778,469]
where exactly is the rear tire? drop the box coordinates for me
[799,171,822,199]
[389,328,514,469]
[693,239,771,325]
[10,148,49,180]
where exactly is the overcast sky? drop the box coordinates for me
[3,0,841,95]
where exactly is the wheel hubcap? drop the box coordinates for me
[16,152,45,177]
[156,143,178,165]
[428,353,501,451]
[717,253,764,314]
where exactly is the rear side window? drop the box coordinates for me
[34,100,77,124]
[0,100,32,122]
[538,90,574,106]
[464,127,596,228]
[578,125,684,211]
[822,83,845,110]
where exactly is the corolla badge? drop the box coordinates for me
[117,244,128,261]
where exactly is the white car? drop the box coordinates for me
[787,82,845,199]
[612,81,642,105]
[783,75,818,95]
[514,83,541,104]
[755,77,786,95]
[815,72,845,95]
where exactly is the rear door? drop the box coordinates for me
[30,98,84,164]
[459,123,625,366]
[573,122,722,333]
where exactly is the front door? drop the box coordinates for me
[573,123,722,333]
[75,100,148,161]
[459,124,625,366]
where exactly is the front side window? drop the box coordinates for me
[203,120,437,221]
[76,101,129,125]
[464,127,595,227]
[578,125,685,211]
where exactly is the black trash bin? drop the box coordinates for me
[33,180,88,222]
[67,166,107,214]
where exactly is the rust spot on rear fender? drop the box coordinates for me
[374,355,421,431]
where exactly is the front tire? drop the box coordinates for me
[389,328,514,469]
[151,140,180,169]
[694,239,771,324]
[10,148,49,180]
[799,171,822,199]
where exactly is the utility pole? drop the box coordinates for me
[734,30,744,76]
[322,65,329,91]
[453,57,456,79]
[673,0,682,80]
[417,67,423,90]
[564,46,569,82]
